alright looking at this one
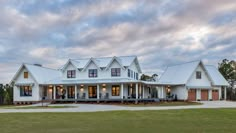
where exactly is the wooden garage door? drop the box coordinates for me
[201,90,208,101]
[212,90,219,100]
[188,89,196,101]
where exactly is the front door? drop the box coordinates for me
[88,86,97,98]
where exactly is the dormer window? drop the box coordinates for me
[24,72,28,79]
[111,68,121,77]
[131,70,133,78]
[196,71,201,79]
[67,70,76,78]
[128,69,131,77]
[89,69,98,78]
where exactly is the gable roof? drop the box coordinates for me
[158,60,229,86]
[105,56,124,70]
[82,58,101,71]
[11,64,61,84]
[205,65,229,86]
[61,56,140,71]
[158,60,204,85]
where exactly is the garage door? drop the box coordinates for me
[212,90,219,100]
[201,90,208,101]
[188,89,196,101]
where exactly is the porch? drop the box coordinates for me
[40,83,167,103]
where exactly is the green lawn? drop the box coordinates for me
[122,101,202,107]
[0,105,76,109]
[1,109,236,133]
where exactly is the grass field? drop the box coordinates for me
[122,101,202,106]
[0,109,236,133]
[0,106,77,109]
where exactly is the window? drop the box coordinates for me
[111,68,121,77]
[67,70,76,78]
[133,71,135,79]
[20,86,32,96]
[67,86,75,99]
[196,71,201,79]
[136,73,139,80]
[24,72,28,79]
[112,85,120,96]
[128,69,131,77]
[89,69,97,78]
[131,70,133,78]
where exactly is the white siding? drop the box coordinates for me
[196,89,201,100]
[14,67,40,102]
[63,62,78,80]
[128,61,140,80]
[61,60,140,80]
[187,65,212,87]
[171,85,188,100]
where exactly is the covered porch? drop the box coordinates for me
[40,82,165,103]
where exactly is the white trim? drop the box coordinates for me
[82,58,101,72]
[105,56,125,70]
[11,64,39,85]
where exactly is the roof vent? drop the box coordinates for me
[34,64,42,67]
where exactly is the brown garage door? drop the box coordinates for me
[212,90,219,100]
[201,90,208,101]
[188,89,196,101]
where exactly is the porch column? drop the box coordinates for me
[142,85,145,99]
[53,85,56,100]
[224,87,227,100]
[75,85,77,99]
[121,83,124,99]
[161,86,164,99]
[136,83,138,99]
[97,84,100,99]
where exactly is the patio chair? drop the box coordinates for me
[82,93,86,99]
[104,93,109,99]
[99,93,102,99]
[77,93,80,99]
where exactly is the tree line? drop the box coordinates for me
[218,59,236,100]
[0,84,13,105]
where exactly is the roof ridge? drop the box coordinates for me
[167,60,201,67]
[23,63,58,71]
[70,55,137,60]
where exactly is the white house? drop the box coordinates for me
[10,56,229,104]
[158,60,229,101]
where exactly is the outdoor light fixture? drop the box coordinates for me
[80,84,84,92]
[102,88,106,91]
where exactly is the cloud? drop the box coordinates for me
[0,0,235,83]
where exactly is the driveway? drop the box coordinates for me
[0,101,236,113]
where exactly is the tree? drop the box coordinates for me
[218,59,236,100]
[151,74,158,81]
[218,59,235,81]
[1,84,13,105]
[0,84,4,104]
[4,91,11,105]
[140,74,158,81]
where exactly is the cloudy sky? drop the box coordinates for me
[0,0,235,83]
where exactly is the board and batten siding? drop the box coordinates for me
[187,65,212,87]
[13,67,40,102]
[62,60,137,80]
[171,85,188,100]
